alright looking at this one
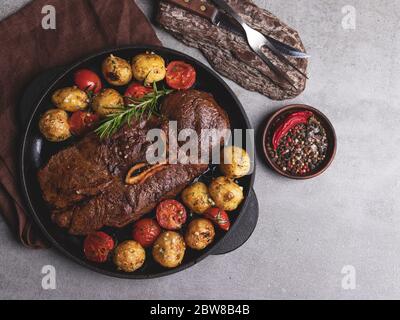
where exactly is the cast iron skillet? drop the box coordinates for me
[20,46,255,279]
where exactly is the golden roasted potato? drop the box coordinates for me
[113,240,145,272]
[152,231,186,268]
[132,52,166,86]
[209,177,244,211]
[102,54,132,86]
[220,146,251,178]
[181,182,214,214]
[51,86,89,112]
[39,109,71,142]
[92,88,124,117]
[185,219,215,250]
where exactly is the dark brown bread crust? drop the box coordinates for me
[157,0,308,100]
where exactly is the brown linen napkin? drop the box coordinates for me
[157,0,307,100]
[0,0,161,248]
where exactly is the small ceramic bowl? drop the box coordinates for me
[261,104,337,179]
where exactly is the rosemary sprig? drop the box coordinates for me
[95,83,173,139]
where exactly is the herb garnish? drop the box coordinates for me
[95,83,173,139]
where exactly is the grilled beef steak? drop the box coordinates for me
[38,117,162,209]
[52,164,208,235]
[38,90,230,235]
[161,90,230,137]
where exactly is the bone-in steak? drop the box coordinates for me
[38,90,230,235]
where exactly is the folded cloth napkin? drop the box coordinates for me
[0,0,160,248]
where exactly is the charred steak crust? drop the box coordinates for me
[161,90,230,135]
[161,90,231,157]
[37,117,161,209]
[38,90,231,235]
[53,164,208,235]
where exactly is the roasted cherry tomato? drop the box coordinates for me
[166,61,196,90]
[204,207,231,231]
[156,199,187,230]
[74,69,102,94]
[132,218,161,248]
[83,231,114,263]
[69,110,100,136]
[125,82,153,99]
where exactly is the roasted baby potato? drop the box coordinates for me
[185,219,215,250]
[132,52,166,86]
[220,146,251,178]
[92,88,124,117]
[51,86,89,112]
[113,240,145,272]
[181,182,214,214]
[102,54,132,86]
[39,109,71,142]
[209,177,244,211]
[152,231,186,268]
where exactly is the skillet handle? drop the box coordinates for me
[211,188,259,255]
[163,0,218,21]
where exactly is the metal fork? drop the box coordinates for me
[212,0,308,90]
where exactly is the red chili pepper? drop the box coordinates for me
[272,111,313,150]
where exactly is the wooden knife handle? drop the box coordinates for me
[164,0,218,21]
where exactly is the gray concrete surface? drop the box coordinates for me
[1,0,400,300]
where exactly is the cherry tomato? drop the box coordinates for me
[83,231,114,263]
[74,69,102,94]
[69,111,100,136]
[166,61,196,90]
[204,207,230,231]
[156,199,187,230]
[125,83,153,99]
[132,218,161,248]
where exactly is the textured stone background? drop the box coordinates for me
[1,0,400,299]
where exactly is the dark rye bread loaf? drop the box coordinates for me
[157,0,308,100]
